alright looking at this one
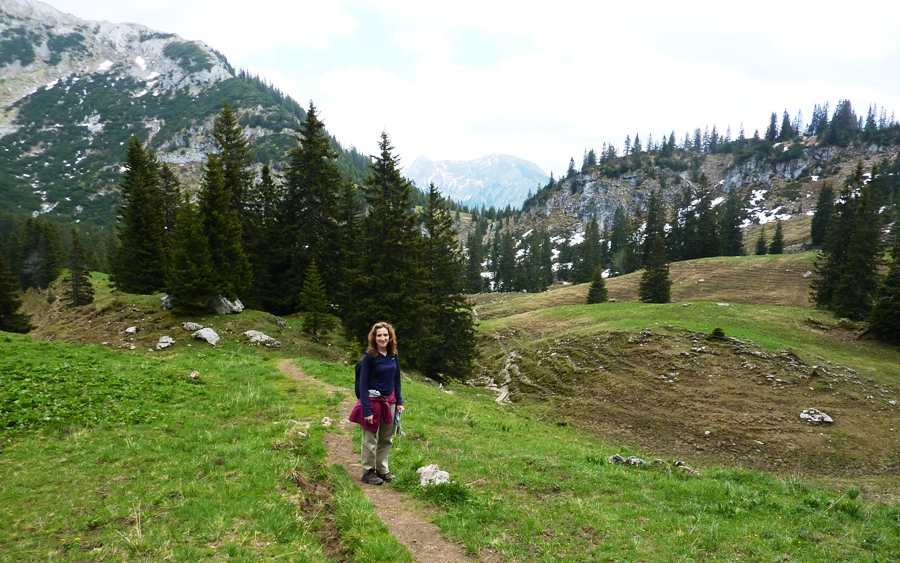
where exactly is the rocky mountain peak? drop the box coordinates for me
[405,153,548,210]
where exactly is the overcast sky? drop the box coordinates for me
[44,0,900,176]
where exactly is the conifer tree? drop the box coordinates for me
[769,221,785,254]
[198,154,252,300]
[110,137,166,294]
[642,189,667,265]
[496,232,517,292]
[693,176,719,258]
[810,183,834,246]
[334,181,364,317]
[778,110,794,141]
[765,112,778,142]
[213,102,254,217]
[0,239,31,333]
[346,132,426,364]
[755,228,768,255]
[574,216,602,283]
[830,174,883,319]
[17,218,64,290]
[159,163,181,244]
[540,230,554,289]
[465,229,486,293]
[667,185,693,262]
[811,163,871,313]
[586,266,608,304]
[639,235,671,303]
[298,259,336,339]
[418,184,476,380]
[718,191,745,256]
[165,198,217,312]
[63,228,94,308]
[246,164,281,311]
[869,230,900,343]
[278,102,342,309]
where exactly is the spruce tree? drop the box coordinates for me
[0,239,31,333]
[574,216,601,283]
[586,266,608,304]
[769,221,785,254]
[418,183,476,380]
[810,183,834,246]
[334,181,364,317]
[198,154,252,300]
[213,102,254,217]
[811,163,866,312]
[639,234,672,303]
[159,163,181,245]
[718,191,745,256]
[692,175,719,258]
[755,227,768,255]
[464,229,485,293]
[642,189,667,265]
[278,102,342,309]
[830,176,883,319]
[111,137,166,294]
[298,259,336,339]
[63,228,94,308]
[869,231,900,343]
[540,230,554,289]
[347,132,426,365]
[165,198,217,312]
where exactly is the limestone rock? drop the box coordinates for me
[800,408,833,424]
[192,327,220,346]
[243,330,280,347]
[157,335,175,349]
[182,322,204,331]
[210,295,244,315]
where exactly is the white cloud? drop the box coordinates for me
[39,0,900,176]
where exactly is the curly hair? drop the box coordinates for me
[366,321,397,357]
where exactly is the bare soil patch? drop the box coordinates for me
[499,328,900,500]
[278,360,485,563]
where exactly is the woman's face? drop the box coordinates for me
[375,328,390,350]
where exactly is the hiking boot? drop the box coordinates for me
[376,471,396,482]
[361,469,383,485]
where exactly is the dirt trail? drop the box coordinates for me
[278,360,484,563]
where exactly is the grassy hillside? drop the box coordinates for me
[2,255,900,560]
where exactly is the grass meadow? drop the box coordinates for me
[3,255,900,560]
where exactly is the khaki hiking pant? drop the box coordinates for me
[361,403,396,474]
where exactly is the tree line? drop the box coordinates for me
[0,101,476,381]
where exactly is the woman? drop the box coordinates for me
[349,321,405,485]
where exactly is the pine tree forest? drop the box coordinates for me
[3,97,900,362]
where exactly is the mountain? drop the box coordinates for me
[0,0,367,227]
[405,154,548,210]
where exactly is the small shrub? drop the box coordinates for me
[707,327,726,340]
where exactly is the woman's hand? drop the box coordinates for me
[397,405,405,415]
[364,415,374,424]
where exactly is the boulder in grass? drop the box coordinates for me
[210,295,244,315]
[183,322,204,331]
[193,328,220,346]
[244,330,280,347]
[800,408,834,424]
[157,336,175,350]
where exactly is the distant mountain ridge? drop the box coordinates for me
[405,154,548,210]
[0,0,369,227]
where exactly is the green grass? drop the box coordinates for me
[0,333,403,561]
[2,331,899,561]
[382,377,900,561]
